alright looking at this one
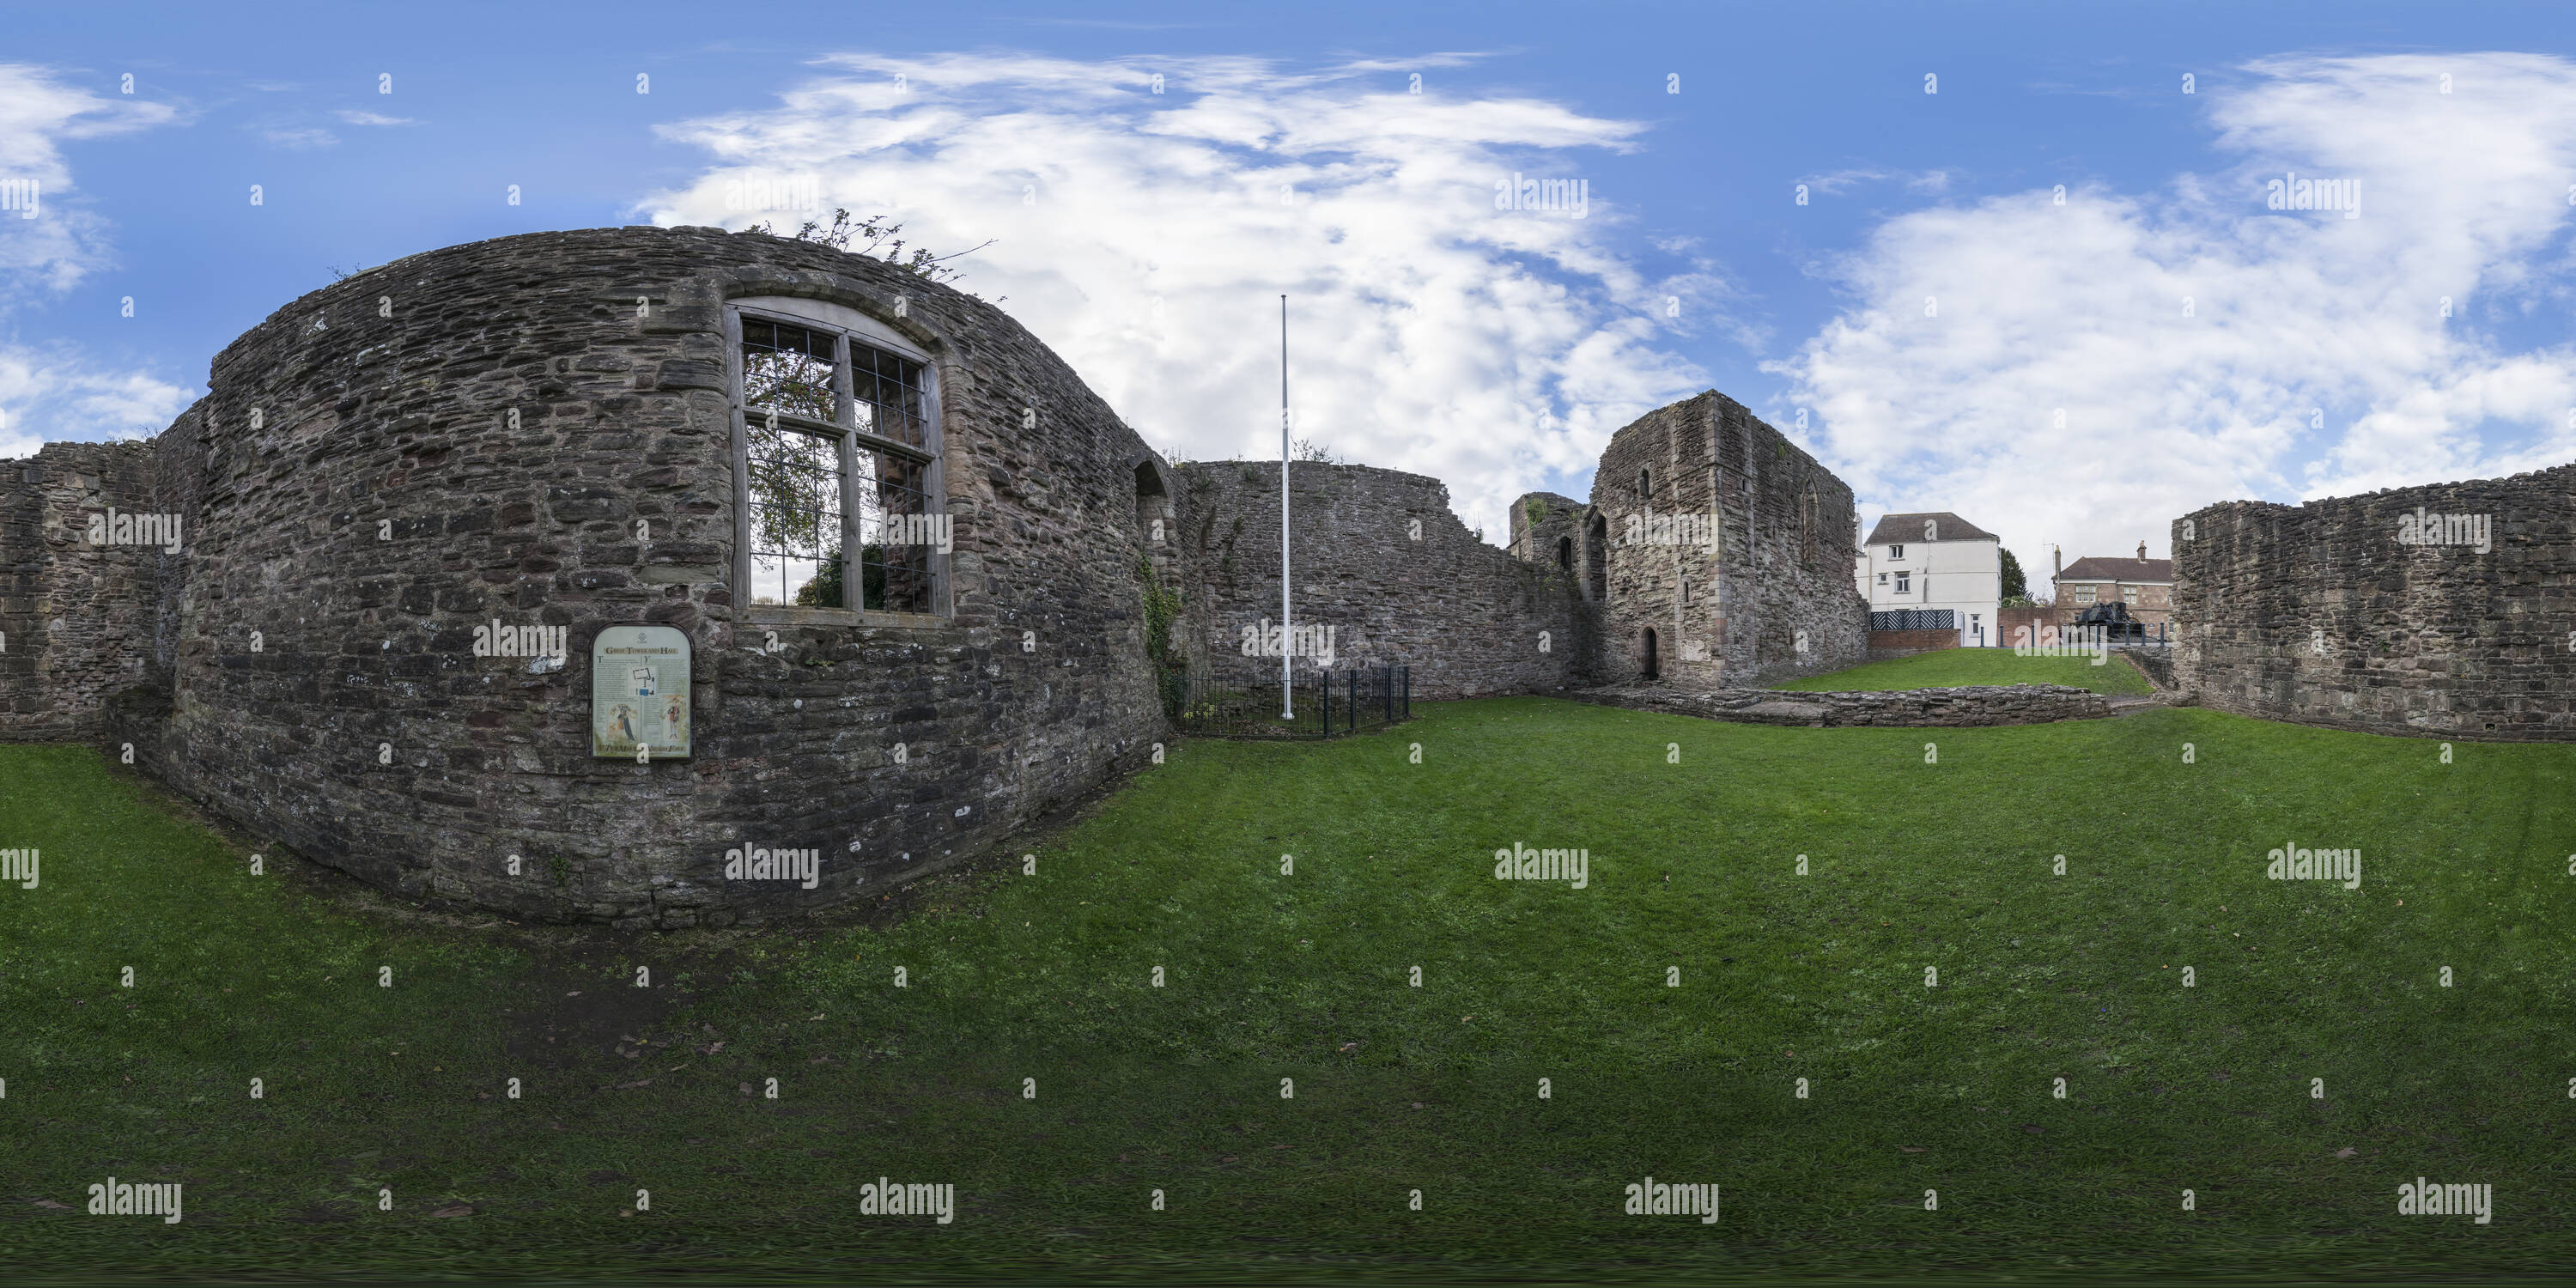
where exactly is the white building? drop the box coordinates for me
[1854,512,2003,647]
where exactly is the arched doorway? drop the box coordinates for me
[1641,628,1659,679]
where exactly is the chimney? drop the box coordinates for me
[2051,544,2061,577]
[2137,540,2147,561]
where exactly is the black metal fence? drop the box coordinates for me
[1869,609,1958,631]
[1162,664,1412,739]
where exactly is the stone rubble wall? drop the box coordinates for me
[0,440,165,742]
[1573,682,2114,727]
[1176,461,1585,698]
[2172,464,2575,741]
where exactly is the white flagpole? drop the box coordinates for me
[1279,294,1293,720]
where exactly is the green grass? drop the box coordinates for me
[1774,646,2158,696]
[3,697,2572,1280]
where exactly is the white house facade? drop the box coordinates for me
[1856,512,2003,647]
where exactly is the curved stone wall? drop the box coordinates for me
[92,226,1174,926]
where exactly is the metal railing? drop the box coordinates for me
[1870,609,1957,631]
[1162,664,1411,739]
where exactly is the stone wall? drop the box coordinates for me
[1176,461,1584,698]
[9,225,1176,927]
[0,440,165,742]
[2172,464,2576,741]
[1575,682,2112,727]
[1579,391,1868,689]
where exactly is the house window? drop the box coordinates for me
[1888,544,1905,560]
[735,301,941,617]
[1894,572,1911,594]
[2123,586,2141,605]
[2071,585,2096,605]
[1876,572,1887,585]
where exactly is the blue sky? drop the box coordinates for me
[8,0,2575,569]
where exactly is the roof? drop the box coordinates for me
[2057,556,2173,584]
[1862,512,1998,544]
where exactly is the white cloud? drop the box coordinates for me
[642,52,1716,539]
[0,62,173,294]
[335,110,416,127]
[0,344,196,459]
[1802,167,1953,197]
[0,63,194,458]
[257,125,337,149]
[1777,52,2576,571]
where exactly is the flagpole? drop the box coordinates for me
[1279,294,1293,720]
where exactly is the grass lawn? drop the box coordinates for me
[3,697,2571,1280]
[1774,647,2158,696]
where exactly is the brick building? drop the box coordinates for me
[2053,543,2175,629]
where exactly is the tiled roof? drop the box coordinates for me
[1862,512,1997,544]
[2057,556,2173,583]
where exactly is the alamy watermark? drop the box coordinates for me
[2394,507,2492,553]
[88,1177,181,1223]
[724,173,820,213]
[1623,1177,1718,1223]
[1492,841,1589,889]
[1620,508,1719,551]
[0,177,37,219]
[1494,173,1589,219]
[859,1177,954,1223]
[0,847,34,890]
[2011,623,2109,665]
[1240,618,1336,666]
[880,512,953,553]
[86,507,183,554]
[725,844,821,890]
[2397,1177,2492,1224]
[472,619,567,663]
[2267,171,2359,219]
[2266,842,2360,890]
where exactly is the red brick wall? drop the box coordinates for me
[1868,628,1957,659]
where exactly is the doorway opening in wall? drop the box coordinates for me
[1585,514,1608,600]
[1641,628,1659,680]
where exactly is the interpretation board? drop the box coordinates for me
[591,624,692,759]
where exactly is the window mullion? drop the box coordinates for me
[833,332,861,612]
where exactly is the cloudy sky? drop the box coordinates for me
[9,1,2575,572]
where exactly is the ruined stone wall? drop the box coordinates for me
[49,225,1171,927]
[0,440,165,741]
[1586,392,1868,689]
[2172,464,2576,741]
[1177,461,1583,698]
[1576,681,2112,727]
[1508,490,1583,572]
